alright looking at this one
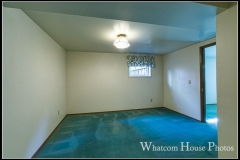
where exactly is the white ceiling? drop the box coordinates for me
[3,2,229,55]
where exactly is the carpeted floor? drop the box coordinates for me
[34,107,218,158]
[206,104,217,119]
[206,104,217,128]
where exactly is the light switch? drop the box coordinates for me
[188,80,191,84]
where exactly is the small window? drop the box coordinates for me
[129,66,151,77]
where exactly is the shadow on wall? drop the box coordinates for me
[26,110,50,157]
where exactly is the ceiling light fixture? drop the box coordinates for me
[113,34,130,49]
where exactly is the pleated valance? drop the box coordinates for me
[126,55,155,68]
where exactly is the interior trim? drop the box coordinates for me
[31,115,67,158]
[199,42,216,122]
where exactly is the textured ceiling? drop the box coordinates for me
[3,2,228,55]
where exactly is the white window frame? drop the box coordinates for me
[128,66,151,77]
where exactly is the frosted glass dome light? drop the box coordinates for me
[113,34,130,49]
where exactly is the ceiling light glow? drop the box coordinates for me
[113,34,130,49]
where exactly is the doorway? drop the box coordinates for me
[200,42,217,124]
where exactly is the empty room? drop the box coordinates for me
[2,2,238,158]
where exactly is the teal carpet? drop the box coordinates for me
[34,108,218,158]
[206,104,218,128]
[206,104,217,119]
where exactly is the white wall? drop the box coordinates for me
[216,4,237,158]
[3,7,66,158]
[66,51,163,114]
[163,38,216,121]
[205,56,217,104]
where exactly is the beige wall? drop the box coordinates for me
[66,51,163,114]
[217,4,237,158]
[3,7,66,158]
[163,38,216,121]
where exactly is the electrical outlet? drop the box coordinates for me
[58,110,59,115]
[151,99,153,102]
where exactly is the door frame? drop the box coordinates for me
[199,42,216,122]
